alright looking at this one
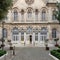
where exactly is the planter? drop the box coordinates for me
[10,47,13,50]
[1,44,5,47]
[0,53,8,60]
[45,47,49,50]
[49,53,59,60]
[55,44,59,47]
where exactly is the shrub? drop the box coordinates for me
[57,49,60,53]
[58,46,60,48]
[50,50,60,59]
[0,50,6,57]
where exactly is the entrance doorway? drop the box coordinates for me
[29,35,32,44]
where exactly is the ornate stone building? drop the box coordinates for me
[0,0,60,47]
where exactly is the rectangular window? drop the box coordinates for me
[21,32,24,41]
[52,29,56,38]
[35,33,38,41]
[3,29,7,38]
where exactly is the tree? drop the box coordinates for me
[0,0,12,50]
[55,2,60,23]
[0,0,13,20]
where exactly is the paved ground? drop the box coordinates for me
[7,47,55,60]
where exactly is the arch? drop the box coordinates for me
[13,7,19,12]
[40,7,48,13]
[27,26,32,33]
[21,9,25,15]
[35,9,39,14]
[26,7,33,12]
[27,27,32,30]
[41,27,48,34]
[12,27,19,34]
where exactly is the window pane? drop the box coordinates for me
[12,27,19,41]
[28,12,32,18]
[3,28,7,38]
[35,33,38,41]
[52,10,56,20]
[14,11,18,21]
[42,10,46,20]
[21,32,24,41]
[52,29,56,38]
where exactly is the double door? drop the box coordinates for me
[40,35,47,41]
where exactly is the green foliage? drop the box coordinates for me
[50,49,60,59]
[58,46,60,48]
[0,50,6,57]
[0,0,12,20]
[55,2,60,23]
[57,49,60,52]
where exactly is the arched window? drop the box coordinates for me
[35,9,38,20]
[27,7,32,20]
[21,9,24,21]
[12,27,19,41]
[3,28,7,38]
[52,28,57,38]
[41,9,46,21]
[13,10,18,21]
[52,10,56,20]
[27,26,32,34]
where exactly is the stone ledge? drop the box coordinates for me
[49,53,59,60]
[0,53,8,60]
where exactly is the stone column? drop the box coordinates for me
[48,25,51,40]
[19,32,21,42]
[24,13,26,22]
[18,12,20,22]
[38,33,40,43]
[8,29,11,40]
[24,32,26,44]
[32,32,35,45]
[48,7,52,22]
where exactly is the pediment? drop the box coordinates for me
[12,0,47,9]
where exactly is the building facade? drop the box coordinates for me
[0,0,60,47]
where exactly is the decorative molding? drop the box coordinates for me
[25,0,34,5]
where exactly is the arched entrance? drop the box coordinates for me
[29,35,32,44]
[27,26,33,44]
